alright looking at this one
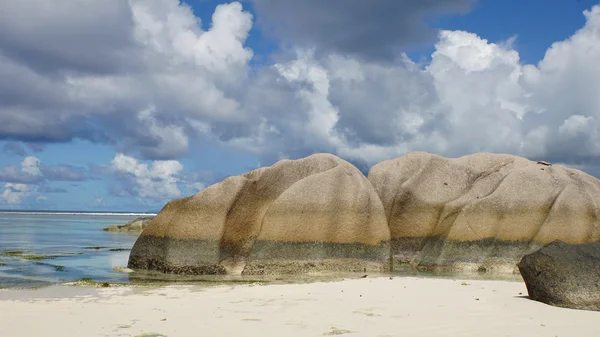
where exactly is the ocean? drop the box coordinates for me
[0,212,523,289]
[0,212,154,288]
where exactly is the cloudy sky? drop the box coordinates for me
[1,0,600,211]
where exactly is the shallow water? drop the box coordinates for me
[0,213,144,288]
[0,213,522,289]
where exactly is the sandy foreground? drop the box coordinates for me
[0,276,598,337]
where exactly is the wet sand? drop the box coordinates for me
[0,276,598,337]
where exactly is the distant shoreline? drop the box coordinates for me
[0,211,157,217]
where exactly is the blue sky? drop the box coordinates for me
[1,0,600,211]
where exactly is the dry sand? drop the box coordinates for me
[0,276,598,337]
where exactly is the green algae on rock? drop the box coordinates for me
[34,262,66,272]
[2,250,66,261]
[2,250,26,257]
[64,278,124,288]
[22,255,62,261]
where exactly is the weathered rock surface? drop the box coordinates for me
[518,241,600,311]
[368,152,600,273]
[102,217,155,232]
[128,154,391,275]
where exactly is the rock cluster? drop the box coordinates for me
[128,152,600,276]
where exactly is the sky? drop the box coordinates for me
[1,0,600,211]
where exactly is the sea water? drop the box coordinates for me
[0,212,523,289]
[0,212,153,288]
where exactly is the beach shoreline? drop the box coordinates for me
[1,276,597,337]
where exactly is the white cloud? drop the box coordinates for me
[21,156,41,176]
[0,156,85,184]
[1,183,30,205]
[559,115,595,137]
[231,32,526,164]
[230,4,600,169]
[1,0,600,179]
[111,153,184,199]
[0,0,253,159]
[135,107,189,159]
[0,156,44,184]
[0,156,89,206]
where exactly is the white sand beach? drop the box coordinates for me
[1,276,598,337]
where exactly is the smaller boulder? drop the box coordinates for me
[518,240,600,311]
[113,266,134,273]
[102,217,155,232]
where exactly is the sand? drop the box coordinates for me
[0,277,598,337]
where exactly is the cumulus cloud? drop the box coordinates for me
[0,156,88,185]
[0,0,253,159]
[0,156,76,206]
[0,159,44,185]
[0,0,136,75]
[2,0,600,185]
[111,153,184,199]
[228,4,600,172]
[133,107,190,160]
[0,183,30,205]
[251,0,475,61]
[21,156,42,176]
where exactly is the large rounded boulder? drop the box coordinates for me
[518,240,600,311]
[128,154,391,275]
[368,152,600,273]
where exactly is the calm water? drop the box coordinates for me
[0,213,523,289]
[0,213,150,288]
